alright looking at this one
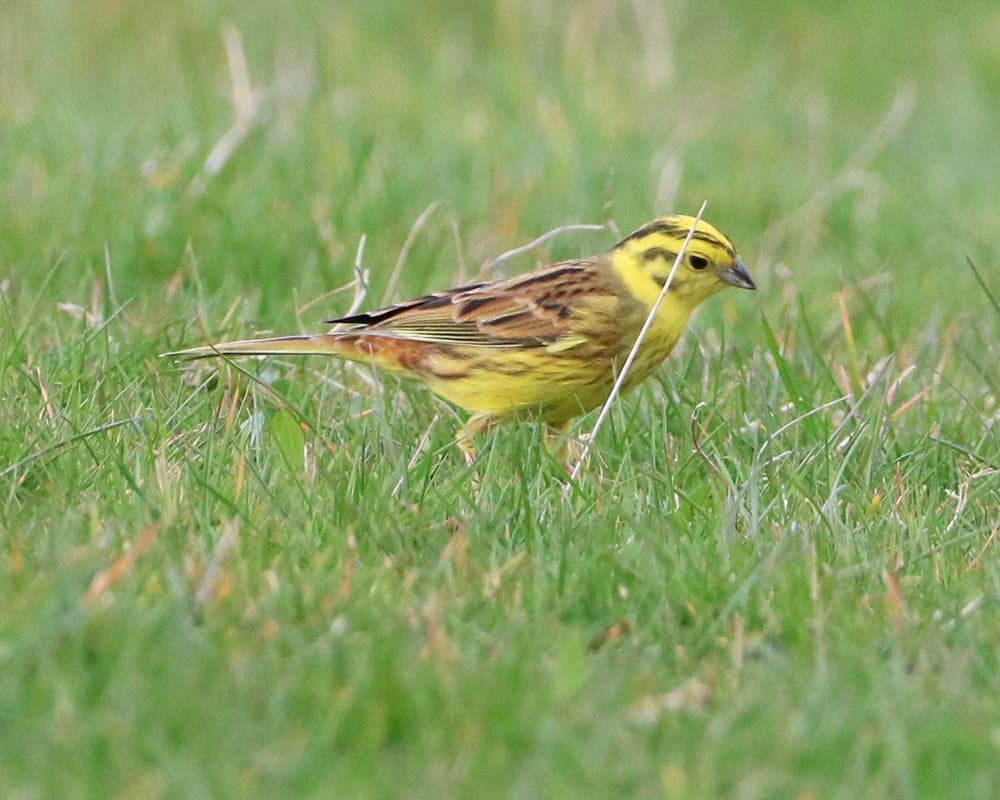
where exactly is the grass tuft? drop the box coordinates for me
[1,2,998,797]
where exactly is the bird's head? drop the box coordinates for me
[614,215,756,309]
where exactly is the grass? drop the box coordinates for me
[2,0,998,797]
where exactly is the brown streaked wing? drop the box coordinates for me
[324,258,620,348]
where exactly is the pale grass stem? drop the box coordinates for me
[757,85,915,265]
[392,414,441,498]
[486,223,608,271]
[341,234,370,320]
[187,25,260,199]
[382,201,441,304]
[448,215,469,284]
[566,200,708,485]
[196,518,242,607]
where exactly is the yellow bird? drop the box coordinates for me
[164,215,755,461]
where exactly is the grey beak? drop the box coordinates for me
[720,259,756,290]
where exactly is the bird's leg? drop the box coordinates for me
[456,414,496,466]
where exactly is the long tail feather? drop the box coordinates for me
[161,334,347,361]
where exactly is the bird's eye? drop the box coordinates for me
[688,254,709,270]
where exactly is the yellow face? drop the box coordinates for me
[614,215,756,309]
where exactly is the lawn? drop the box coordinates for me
[1,1,998,797]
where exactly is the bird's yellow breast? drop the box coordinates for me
[421,306,686,424]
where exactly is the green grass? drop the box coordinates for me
[2,1,998,797]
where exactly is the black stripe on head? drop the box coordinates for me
[618,219,735,258]
[619,219,678,244]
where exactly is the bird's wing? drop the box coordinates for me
[325,259,628,349]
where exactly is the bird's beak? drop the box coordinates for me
[719,259,756,290]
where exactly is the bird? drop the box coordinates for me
[163,214,756,463]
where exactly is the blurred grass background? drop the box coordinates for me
[1,1,998,797]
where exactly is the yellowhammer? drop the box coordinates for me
[164,214,755,461]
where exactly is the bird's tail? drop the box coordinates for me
[161,334,352,361]
[161,332,426,378]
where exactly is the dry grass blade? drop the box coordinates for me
[690,401,723,479]
[566,201,708,485]
[382,201,441,304]
[83,521,165,603]
[485,223,608,271]
[342,234,371,319]
[196,518,242,607]
[758,85,916,262]
[187,25,260,199]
